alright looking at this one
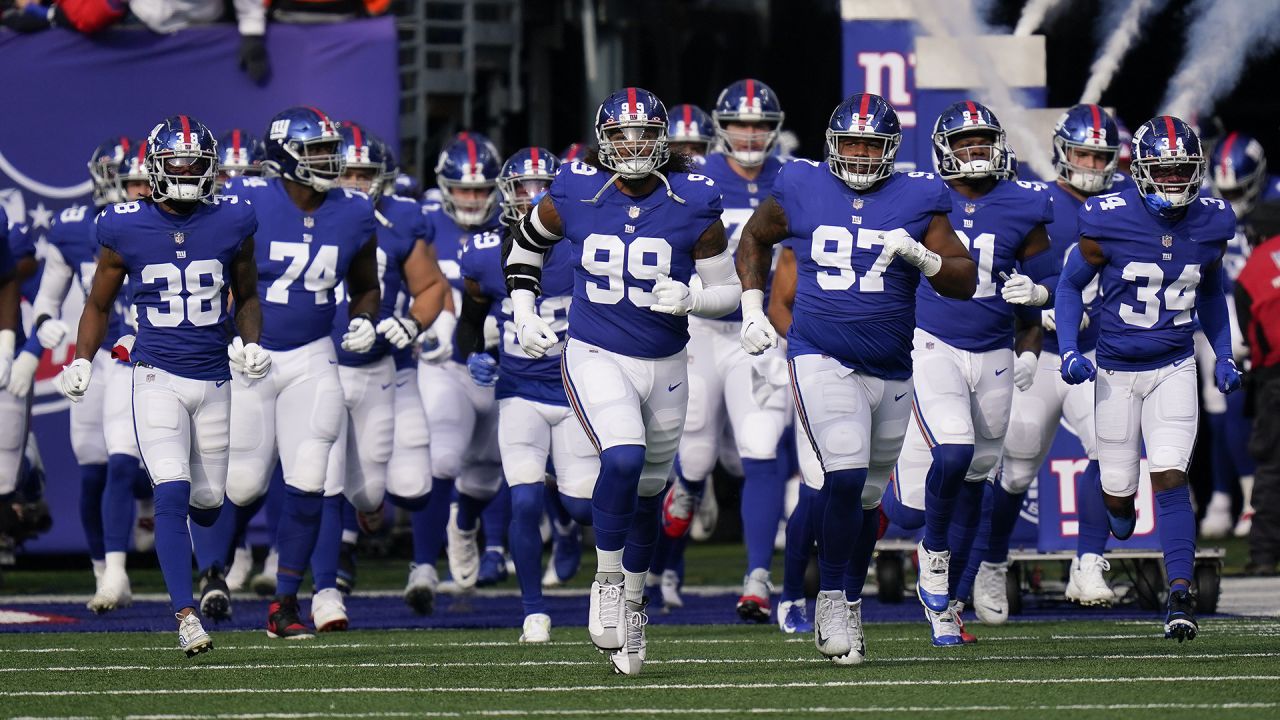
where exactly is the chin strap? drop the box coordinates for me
[582,170,686,205]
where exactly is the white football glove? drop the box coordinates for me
[341,314,378,353]
[377,316,421,350]
[242,342,271,380]
[649,274,694,316]
[1000,271,1049,306]
[739,289,779,356]
[483,314,501,350]
[883,228,942,276]
[1013,351,1038,392]
[750,352,790,410]
[0,330,13,389]
[1041,308,1090,332]
[512,289,557,359]
[35,318,69,349]
[227,337,247,375]
[55,357,93,403]
[418,311,456,363]
[6,350,39,398]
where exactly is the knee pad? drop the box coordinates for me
[737,412,785,461]
[637,472,668,498]
[509,483,544,522]
[600,445,646,484]
[676,440,717,482]
[456,463,503,502]
[189,502,222,527]
[967,448,1001,482]
[930,444,975,483]
[1000,457,1038,495]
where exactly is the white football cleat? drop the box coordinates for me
[251,548,279,597]
[520,612,552,643]
[777,598,814,634]
[831,599,866,666]
[813,590,852,658]
[588,572,626,651]
[1065,553,1116,606]
[225,546,253,592]
[310,587,349,632]
[660,569,683,609]
[924,603,964,647]
[737,567,774,622]
[915,541,951,612]
[445,504,480,590]
[609,599,649,676]
[690,476,718,541]
[177,612,213,657]
[1199,492,1233,539]
[973,560,1009,625]
[88,558,132,614]
[404,563,439,615]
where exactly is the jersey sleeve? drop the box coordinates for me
[692,177,724,239]
[769,162,797,236]
[7,224,35,259]
[1035,189,1055,225]
[925,176,952,214]
[421,204,438,245]
[1076,197,1103,239]
[548,163,577,210]
[458,239,480,281]
[1202,201,1238,243]
[94,206,119,253]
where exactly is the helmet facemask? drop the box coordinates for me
[498,175,552,225]
[827,130,899,190]
[935,128,1006,181]
[714,115,783,167]
[1212,156,1266,219]
[90,155,125,206]
[1134,155,1204,210]
[439,178,498,227]
[1054,138,1118,194]
[285,137,344,192]
[597,122,669,180]
[148,151,218,203]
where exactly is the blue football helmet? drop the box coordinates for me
[145,115,219,203]
[1131,115,1205,212]
[380,143,401,198]
[497,147,560,224]
[1210,131,1268,218]
[712,79,784,167]
[826,93,901,190]
[933,100,1006,181]
[1052,104,1120,194]
[667,104,715,158]
[118,139,150,198]
[560,142,589,163]
[264,106,344,192]
[1003,141,1019,179]
[337,121,387,199]
[217,129,264,180]
[435,131,502,226]
[89,137,131,205]
[594,87,669,179]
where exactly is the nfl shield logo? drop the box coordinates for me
[172,232,185,245]
[964,202,977,215]
[627,206,641,219]
[1161,235,1173,247]
[304,216,315,228]
[852,198,864,210]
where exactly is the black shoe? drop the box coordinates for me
[1164,588,1198,642]
[267,597,315,640]
[199,568,232,622]
[337,542,358,595]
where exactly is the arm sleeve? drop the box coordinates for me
[32,243,74,321]
[1197,260,1233,361]
[1054,244,1101,354]
[453,291,492,362]
[690,248,742,319]
[1018,237,1060,306]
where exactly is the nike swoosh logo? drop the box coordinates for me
[995,368,1008,376]
[894,392,908,402]
[215,380,229,388]
[381,383,393,390]
[668,382,682,392]
[1173,359,1186,367]
[328,360,337,365]
[395,381,408,388]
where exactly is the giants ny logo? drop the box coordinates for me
[856,51,916,127]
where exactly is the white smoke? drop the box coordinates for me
[1014,0,1067,36]
[1161,0,1280,121]
[911,0,1058,180]
[1080,0,1171,105]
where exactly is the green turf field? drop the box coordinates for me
[1,619,1278,719]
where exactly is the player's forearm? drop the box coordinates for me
[735,235,774,292]
[73,304,110,361]
[1053,249,1098,353]
[234,295,263,345]
[454,291,492,358]
[31,246,72,321]
[408,281,447,330]
[1197,264,1233,361]
[1018,247,1060,307]
[347,288,381,320]
[504,205,561,296]
[0,278,17,331]
[926,255,978,299]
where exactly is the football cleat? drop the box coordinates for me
[1066,553,1116,606]
[915,541,951,612]
[88,563,132,614]
[660,569,684,610]
[737,567,774,622]
[923,604,964,647]
[609,599,649,676]
[225,546,253,592]
[1164,588,1199,642]
[251,548,279,597]
[661,479,700,539]
[336,541,358,595]
[831,599,866,666]
[310,587,349,632]
[477,548,509,587]
[690,477,718,541]
[777,598,814,634]
[951,600,978,644]
[445,504,480,590]
[1234,509,1254,538]
[588,572,627,651]
[973,560,1010,625]
[198,568,232,622]
[1199,492,1233,539]
[520,612,552,643]
[404,562,439,615]
[814,590,852,658]
[266,598,315,640]
[133,498,155,553]
[177,612,213,658]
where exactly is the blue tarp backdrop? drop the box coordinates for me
[0,19,400,553]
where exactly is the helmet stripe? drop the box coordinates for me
[465,137,478,172]
[119,136,131,155]
[745,78,756,103]
[627,87,638,116]
[351,124,364,149]
[136,141,147,164]
[1162,115,1178,151]
[178,115,191,145]
[232,129,242,152]
[1219,131,1239,175]
[857,93,871,130]
[1088,104,1102,140]
[965,100,978,125]
[683,104,692,127]
[530,146,540,167]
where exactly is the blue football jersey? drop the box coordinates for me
[330,194,427,366]
[916,179,1054,353]
[699,152,784,322]
[777,162,951,380]
[1038,182,1104,355]
[47,204,130,351]
[461,228,574,406]
[95,198,255,381]
[422,199,502,295]
[1076,187,1236,371]
[0,209,11,278]
[549,161,723,359]
[222,177,377,352]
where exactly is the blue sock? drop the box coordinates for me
[650,532,673,575]
[275,486,324,598]
[79,463,107,561]
[1076,460,1109,557]
[152,482,196,614]
[1155,485,1196,587]
[412,477,453,565]
[264,465,285,536]
[963,481,995,592]
[191,497,240,574]
[545,484,572,525]
[923,444,975,551]
[881,475,926,530]
[781,483,816,602]
[816,468,867,591]
[455,489,487,532]
[740,457,785,574]
[591,445,646,553]
[510,483,547,616]
[309,494,344,591]
[103,455,139,554]
[843,507,879,600]
[622,493,663,575]
[560,495,593,526]
[986,480,1025,564]
[481,483,511,550]
[947,480,985,601]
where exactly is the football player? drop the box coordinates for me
[667,104,715,160]
[55,115,264,656]
[0,212,29,534]
[504,87,739,674]
[735,93,975,664]
[1055,116,1239,641]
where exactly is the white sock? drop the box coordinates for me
[341,529,359,545]
[596,548,623,575]
[105,551,126,572]
[624,570,646,603]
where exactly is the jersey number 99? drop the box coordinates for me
[581,234,673,307]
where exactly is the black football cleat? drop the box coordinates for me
[1164,588,1199,643]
